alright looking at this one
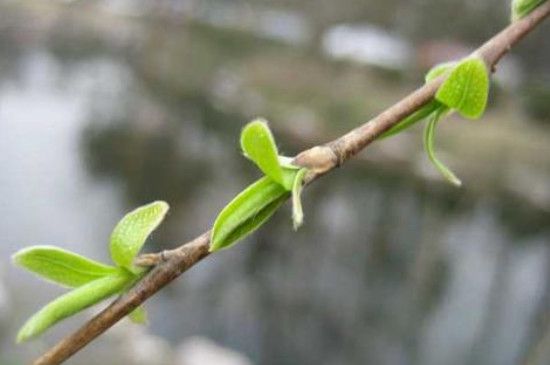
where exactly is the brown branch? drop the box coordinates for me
[33,3,550,364]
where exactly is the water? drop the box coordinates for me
[0,3,549,365]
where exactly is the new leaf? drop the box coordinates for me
[210,176,289,252]
[17,270,133,342]
[240,119,286,187]
[435,57,489,119]
[110,201,169,272]
[378,100,441,139]
[12,246,117,288]
[423,108,462,187]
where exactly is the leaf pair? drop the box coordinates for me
[379,58,484,139]
[379,57,490,186]
[511,0,546,21]
[427,56,489,186]
[424,57,489,121]
[210,119,307,252]
[12,201,169,342]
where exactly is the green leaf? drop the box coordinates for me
[435,56,490,119]
[240,119,285,186]
[291,169,307,230]
[511,0,546,21]
[210,176,290,252]
[12,246,117,288]
[425,61,457,83]
[128,306,148,324]
[423,108,462,187]
[378,100,442,139]
[16,270,133,342]
[110,201,169,272]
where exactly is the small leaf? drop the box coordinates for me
[12,246,117,288]
[110,201,169,272]
[511,0,546,21]
[291,169,307,230]
[240,119,285,186]
[423,108,462,187]
[425,61,457,83]
[128,306,148,324]
[378,100,441,139]
[16,270,133,342]
[210,176,290,252]
[435,56,490,119]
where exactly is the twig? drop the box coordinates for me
[33,3,550,364]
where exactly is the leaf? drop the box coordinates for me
[128,306,148,324]
[378,100,441,139]
[240,119,285,186]
[511,0,546,21]
[425,61,457,83]
[110,201,169,272]
[423,108,462,187]
[12,246,117,288]
[210,176,290,252]
[291,169,307,230]
[16,270,133,342]
[435,56,490,119]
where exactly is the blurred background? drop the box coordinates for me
[1,0,549,364]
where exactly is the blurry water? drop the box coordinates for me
[0,7,549,365]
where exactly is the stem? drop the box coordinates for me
[32,3,550,364]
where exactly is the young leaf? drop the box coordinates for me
[423,108,462,187]
[378,100,441,139]
[16,270,133,342]
[110,201,169,272]
[291,169,307,230]
[128,306,148,324]
[240,119,285,186]
[425,61,457,83]
[511,0,546,21]
[210,176,290,252]
[12,246,117,288]
[435,56,490,119]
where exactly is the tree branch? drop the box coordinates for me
[33,3,550,364]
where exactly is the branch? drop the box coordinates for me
[33,3,550,364]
